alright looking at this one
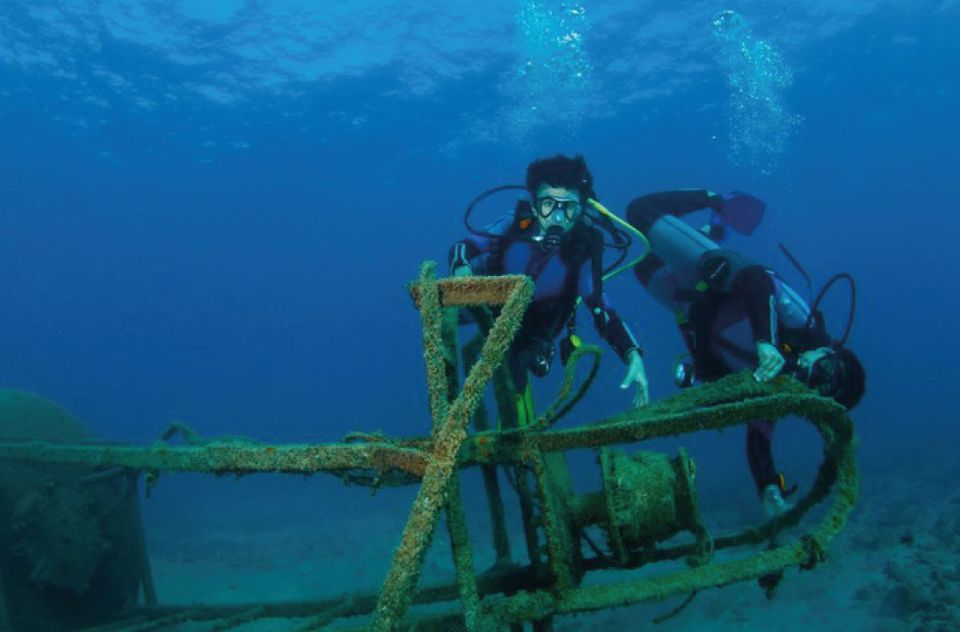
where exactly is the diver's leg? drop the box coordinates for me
[626,190,718,232]
[501,346,526,430]
[505,353,546,573]
[746,420,778,495]
[506,345,537,429]
[748,419,795,516]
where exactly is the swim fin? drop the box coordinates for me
[718,192,766,235]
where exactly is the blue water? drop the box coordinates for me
[1,1,957,628]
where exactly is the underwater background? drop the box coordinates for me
[0,1,958,630]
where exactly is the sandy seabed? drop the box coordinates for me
[140,456,960,632]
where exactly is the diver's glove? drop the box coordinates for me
[620,349,649,408]
[763,484,793,517]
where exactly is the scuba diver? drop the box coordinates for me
[626,189,866,515]
[449,155,648,427]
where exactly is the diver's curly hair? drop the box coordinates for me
[834,347,866,410]
[525,154,595,201]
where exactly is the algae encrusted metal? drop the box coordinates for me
[370,266,533,631]
[0,265,860,632]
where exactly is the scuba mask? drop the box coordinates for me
[797,350,844,399]
[532,195,583,252]
[533,196,582,222]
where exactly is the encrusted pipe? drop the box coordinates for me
[371,271,532,631]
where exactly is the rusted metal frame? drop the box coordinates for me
[0,441,429,478]
[0,393,843,488]
[290,600,359,632]
[494,450,854,622]
[418,264,482,631]
[467,304,554,589]
[409,276,530,310]
[444,478,481,631]
[371,275,533,631]
[116,610,201,632]
[466,307,521,433]
[460,393,853,569]
[465,304,532,632]
[508,465,547,578]
[551,395,852,541]
[459,392,847,465]
[462,332,512,565]
[582,402,852,571]
[535,343,602,429]
[476,397,858,625]
[207,606,269,632]
[524,449,578,593]
[440,304,462,417]
[417,261,453,431]
[84,564,546,631]
[126,473,158,606]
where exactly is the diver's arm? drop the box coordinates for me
[734,265,786,381]
[626,189,721,232]
[590,300,649,407]
[449,241,480,275]
[587,301,641,362]
[735,265,777,345]
[579,265,640,360]
[448,214,513,275]
[581,271,649,405]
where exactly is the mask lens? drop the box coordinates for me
[534,197,556,217]
[535,197,581,220]
[808,353,840,396]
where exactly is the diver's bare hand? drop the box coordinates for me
[620,349,649,407]
[753,341,785,382]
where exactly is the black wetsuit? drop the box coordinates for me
[627,190,829,495]
[449,215,639,400]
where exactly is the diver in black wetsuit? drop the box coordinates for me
[626,189,866,515]
[449,155,649,427]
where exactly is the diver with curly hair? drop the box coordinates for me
[450,155,648,427]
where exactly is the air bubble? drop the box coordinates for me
[501,1,594,141]
[712,10,802,174]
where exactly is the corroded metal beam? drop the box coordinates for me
[0,440,429,478]
[0,378,843,482]
[458,375,848,465]
[371,267,533,631]
[408,275,530,308]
